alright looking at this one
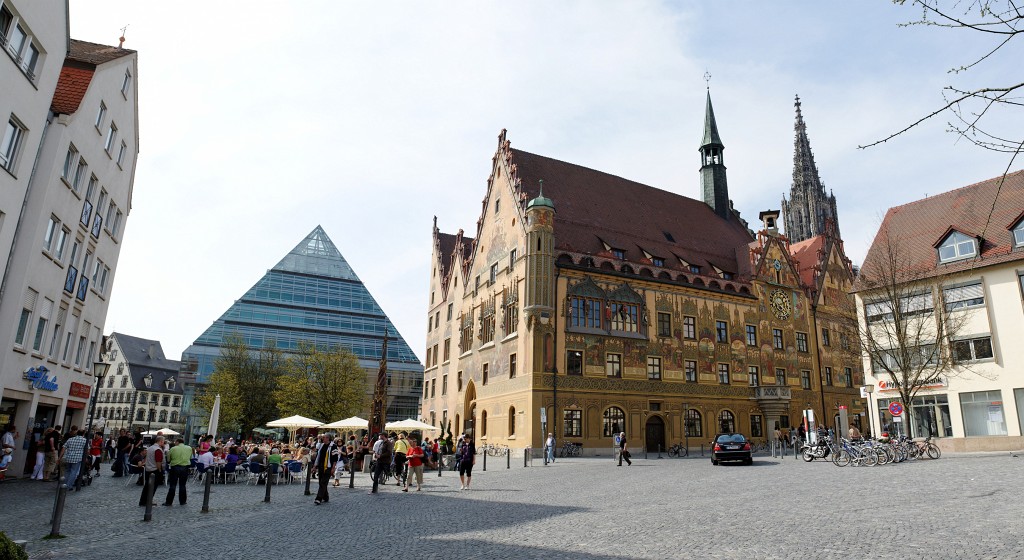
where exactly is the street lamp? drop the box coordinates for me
[85,360,111,438]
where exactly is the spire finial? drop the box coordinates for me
[538,179,544,197]
[118,24,129,48]
[703,70,712,90]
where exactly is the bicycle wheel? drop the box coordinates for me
[926,444,941,459]
[832,449,850,467]
[668,448,679,457]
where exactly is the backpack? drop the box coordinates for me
[378,439,393,462]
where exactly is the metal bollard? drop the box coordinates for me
[658,444,662,459]
[143,472,155,522]
[349,459,355,489]
[507,448,511,469]
[264,465,273,502]
[304,461,313,496]
[438,455,443,477]
[201,470,213,513]
[701,444,705,457]
[50,482,68,536]
[483,450,487,472]
[644,446,648,460]
[543,446,548,466]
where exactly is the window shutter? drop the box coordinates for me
[39,298,53,320]
[23,288,38,311]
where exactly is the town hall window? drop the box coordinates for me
[657,312,671,337]
[746,324,757,346]
[606,353,622,377]
[566,350,583,375]
[716,321,728,343]
[683,316,696,339]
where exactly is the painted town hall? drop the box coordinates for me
[422,93,865,452]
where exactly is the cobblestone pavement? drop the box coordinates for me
[1,451,1022,559]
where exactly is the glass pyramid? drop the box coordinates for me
[181,226,423,423]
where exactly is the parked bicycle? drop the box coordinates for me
[667,442,689,457]
[559,442,582,457]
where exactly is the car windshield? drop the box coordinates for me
[716,434,746,444]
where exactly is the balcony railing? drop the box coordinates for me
[753,386,792,400]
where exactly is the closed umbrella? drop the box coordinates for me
[208,394,221,439]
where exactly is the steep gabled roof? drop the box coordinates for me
[67,39,136,65]
[509,148,754,277]
[855,169,1024,290]
[788,235,826,289]
[51,39,136,116]
[112,332,181,378]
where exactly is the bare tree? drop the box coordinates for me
[862,1,1023,165]
[857,228,981,434]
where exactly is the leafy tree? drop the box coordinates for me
[275,342,367,424]
[194,369,243,435]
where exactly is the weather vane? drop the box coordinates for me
[118,24,129,48]
[703,70,712,89]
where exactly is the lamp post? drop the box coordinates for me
[85,360,111,438]
[863,384,875,438]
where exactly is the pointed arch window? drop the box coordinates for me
[937,231,977,263]
[718,410,736,433]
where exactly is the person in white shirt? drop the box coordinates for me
[197,449,215,469]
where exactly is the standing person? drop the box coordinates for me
[163,438,192,506]
[458,435,476,490]
[58,427,87,489]
[403,438,424,492]
[369,433,392,494]
[545,433,556,463]
[392,433,409,486]
[618,432,632,466]
[848,425,863,441]
[2,424,18,481]
[139,436,165,507]
[312,435,335,505]
[113,429,131,477]
[89,432,104,476]
[44,426,61,481]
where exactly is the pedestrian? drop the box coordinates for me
[58,426,87,489]
[618,432,632,466]
[113,429,130,477]
[545,433,556,463]
[44,426,61,481]
[90,431,104,476]
[313,435,335,504]
[370,433,392,494]
[403,437,424,492]
[393,433,409,486]
[139,436,165,507]
[458,435,476,490]
[164,438,192,506]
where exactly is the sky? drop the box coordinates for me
[68,1,1023,364]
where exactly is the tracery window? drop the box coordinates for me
[459,311,474,353]
[503,286,519,335]
[480,296,495,344]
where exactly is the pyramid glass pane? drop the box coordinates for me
[182,226,423,425]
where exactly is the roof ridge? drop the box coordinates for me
[891,168,1024,211]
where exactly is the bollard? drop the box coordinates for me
[700,444,704,457]
[143,472,155,522]
[349,459,356,488]
[658,444,662,459]
[264,465,274,502]
[304,461,313,496]
[438,454,443,477]
[483,451,487,472]
[644,446,648,460]
[49,483,68,537]
[507,448,510,469]
[543,447,548,466]
[524,448,528,468]
[201,469,213,513]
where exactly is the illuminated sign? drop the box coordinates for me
[24,366,58,391]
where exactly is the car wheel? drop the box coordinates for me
[744,458,753,465]
[711,459,719,465]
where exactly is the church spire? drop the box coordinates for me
[782,95,840,243]
[699,90,730,219]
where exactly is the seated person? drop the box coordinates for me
[197,448,215,469]
[225,446,240,465]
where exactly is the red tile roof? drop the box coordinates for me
[788,235,825,289]
[509,148,755,277]
[51,66,94,115]
[855,168,1024,290]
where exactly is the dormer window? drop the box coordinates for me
[652,257,665,267]
[937,231,977,263]
[143,373,152,388]
[612,249,625,259]
[690,265,701,274]
[165,377,176,390]
[1013,220,1024,247]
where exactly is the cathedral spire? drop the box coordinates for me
[699,90,730,219]
[782,95,840,243]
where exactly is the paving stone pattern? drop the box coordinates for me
[1,452,1022,559]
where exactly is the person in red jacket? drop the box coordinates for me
[90,432,104,476]
[403,438,425,492]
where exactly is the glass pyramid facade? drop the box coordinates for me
[181,226,423,424]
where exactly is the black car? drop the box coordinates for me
[710,433,753,465]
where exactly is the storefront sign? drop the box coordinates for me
[23,366,58,392]
[69,382,92,399]
[877,378,946,393]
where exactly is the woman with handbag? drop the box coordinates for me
[457,435,476,490]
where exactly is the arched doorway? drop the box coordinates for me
[464,381,477,438]
[645,415,665,452]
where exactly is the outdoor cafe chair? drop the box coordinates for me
[247,462,263,485]
[222,461,239,484]
[286,461,303,483]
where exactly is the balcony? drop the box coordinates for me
[753,386,792,401]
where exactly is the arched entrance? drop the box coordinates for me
[464,381,477,438]
[645,415,665,452]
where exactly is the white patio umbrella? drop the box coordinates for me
[385,418,441,432]
[321,416,369,430]
[267,414,324,443]
[143,427,181,436]
[208,394,221,439]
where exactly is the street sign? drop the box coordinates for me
[888,402,904,416]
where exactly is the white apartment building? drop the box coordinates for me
[854,169,1024,452]
[0,0,139,477]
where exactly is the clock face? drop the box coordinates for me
[769,289,792,320]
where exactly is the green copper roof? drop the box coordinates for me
[527,181,555,210]
[701,90,723,148]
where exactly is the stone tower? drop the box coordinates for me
[700,90,731,219]
[524,183,556,372]
[781,96,840,243]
